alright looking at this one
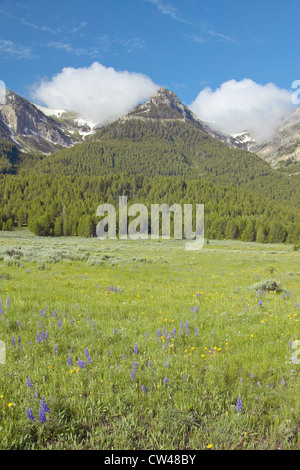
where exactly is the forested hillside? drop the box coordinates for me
[0,99,299,244]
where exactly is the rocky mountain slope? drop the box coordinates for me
[0,90,94,154]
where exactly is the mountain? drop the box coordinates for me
[0,90,94,154]
[0,87,299,243]
[226,107,300,171]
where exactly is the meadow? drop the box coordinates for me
[0,230,299,450]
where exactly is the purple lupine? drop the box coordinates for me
[67,356,72,366]
[107,350,111,356]
[17,320,21,329]
[258,300,262,307]
[11,334,15,347]
[86,356,92,364]
[164,376,169,384]
[195,326,199,336]
[141,385,148,393]
[85,347,89,358]
[134,343,138,354]
[36,333,41,344]
[236,395,242,412]
[38,408,47,423]
[172,327,176,338]
[40,398,50,413]
[26,408,35,422]
[34,386,38,398]
[281,378,285,385]
[27,374,33,388]
[157,328,161,338]
[132,361,137,371]
[5,296,9,308]
[77,359,85,369]
[130,369,135,380]
[18,335,21,344]
[145,332,149,341]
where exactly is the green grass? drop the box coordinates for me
[0,230,299,450]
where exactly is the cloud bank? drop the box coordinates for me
[189,79,295,142]
[31,62,159,127]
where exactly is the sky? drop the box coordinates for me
[0,0,300,139]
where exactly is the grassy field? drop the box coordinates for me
[0,230,299,450]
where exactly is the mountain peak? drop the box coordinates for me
[123,87,202,124]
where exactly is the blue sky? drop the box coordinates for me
[0,0,299,137]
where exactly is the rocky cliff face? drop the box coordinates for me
[249,107,300,167]
[0,90,94,154]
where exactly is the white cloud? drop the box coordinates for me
[189,78,295,142]
[31,62,159,127]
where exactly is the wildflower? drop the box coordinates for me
[164,376,169,384]
[38,408,47,423]
[132,361,137,370]
[77,359,85,369]
[86,356,92,364]
[114,328,117,334]
[195,326,199,336]
[27,374,33,388]
[134,343,138,354]
[107,350,111,356]
[145,332,149,340]
[130,370,135,380]
[236,395,242,412]
[281,378,285,385]
[6,296,9,308]
[156,328,161,338]
[17,320,21,329]
[11,334,15,347]
[40,398,50,413]
[26,408,35,422]
[141,385,148,393]
[34,387,38,398]
[85,347,89,358]
[67,356,72,366]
